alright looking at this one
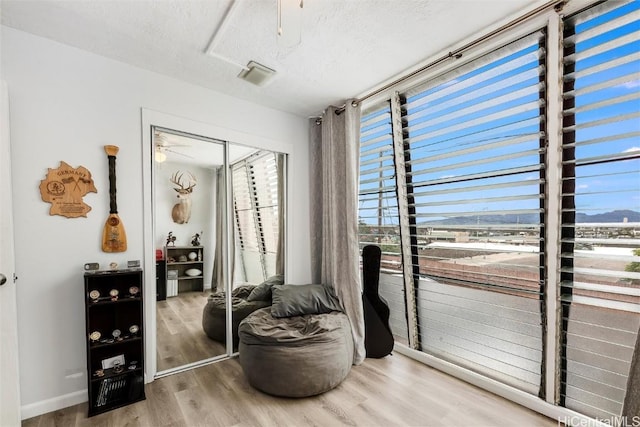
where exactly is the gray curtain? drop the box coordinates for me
[276,153,285,276]
[211,166,226,292]
[309,102,365,364]
[623,327,639,421]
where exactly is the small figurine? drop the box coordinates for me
[166,231,176,247]
[191,231,202,246]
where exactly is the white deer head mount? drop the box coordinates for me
[170,171,196,224]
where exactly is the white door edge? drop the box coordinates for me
[0,80,21,425]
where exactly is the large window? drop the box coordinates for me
[359,103,401,271]
[407,31,546,395]
[560,1,640,419]
[359,102,408,343]
[403,32,546,295]
[357,0,640,419]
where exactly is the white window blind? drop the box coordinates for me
[560,0,640,419]
[358,101,409,343]
[232,164,259,251]
[250,153,279,257]
[231,151,280,283]
[358,102,402,273]
[402,31,547,394]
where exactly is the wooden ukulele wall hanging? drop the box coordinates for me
[102,145,127,252]
[39,161,97,218]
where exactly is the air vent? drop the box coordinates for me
[237,61,276,86]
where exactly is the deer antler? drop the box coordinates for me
[170,171,196,192]
[185,172,197,191]
[170,171,185,189]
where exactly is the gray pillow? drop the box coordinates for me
[270,284,342,318]
[247,275,285,302]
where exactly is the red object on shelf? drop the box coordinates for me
[155,249,163,260]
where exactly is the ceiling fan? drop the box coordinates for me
[154,132,194,163]
[277,0,304,48]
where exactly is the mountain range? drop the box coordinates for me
[421,210,640,226]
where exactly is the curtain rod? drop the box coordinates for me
[342,0,566,112]
[312,103,347,124]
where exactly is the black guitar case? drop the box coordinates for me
[362,245,394,358]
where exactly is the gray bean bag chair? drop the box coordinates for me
[238,306,354,397]
[202,285,271,348]
[202,276,285,348]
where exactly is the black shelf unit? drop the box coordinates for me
[156,260,166,301]
[84,268,145,417]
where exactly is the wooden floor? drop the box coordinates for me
[157,291,226,372]
[23,352,557,427]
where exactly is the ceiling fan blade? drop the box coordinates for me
[155,132,191,148]
[165,148,195,159]
[277,0,302,48]
[156,140,190,148]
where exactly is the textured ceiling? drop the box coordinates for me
[1,0,540,117]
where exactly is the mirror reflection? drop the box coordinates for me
[152,128,285,374]
[230,150,285,285]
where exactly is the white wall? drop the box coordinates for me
[1,26,311,418]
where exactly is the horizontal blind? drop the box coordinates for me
[358,101,403,273]
[249,152,279,256]
[232,162,259,253]
[561,0,640,419]
[231,151,280,283]
[403,31,546,394]
[404,31,546,295]
[358,101,409,344]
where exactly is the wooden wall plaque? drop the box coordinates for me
[39,161,97,218]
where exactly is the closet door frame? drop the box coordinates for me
[141,109,292,382]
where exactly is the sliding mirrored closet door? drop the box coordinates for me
[153,128,228,373]
[151,126,286,375]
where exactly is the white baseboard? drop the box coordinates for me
[21,389,87,420]
[394,344,611,427]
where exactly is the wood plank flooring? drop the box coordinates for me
[23,352,558,427]
[156,291,226,372]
